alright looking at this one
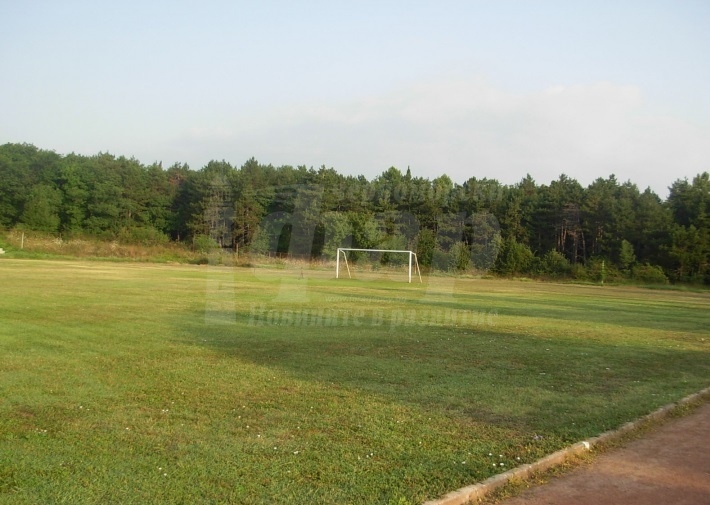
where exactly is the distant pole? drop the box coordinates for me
[601,260,605,285]
[408,252,412,283]
[21,232,24,250]
[336,248,340,278]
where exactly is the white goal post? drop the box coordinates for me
[336,248,423,283]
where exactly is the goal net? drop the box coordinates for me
[336,248,422,283]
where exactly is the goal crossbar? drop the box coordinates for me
[336,248,422,283]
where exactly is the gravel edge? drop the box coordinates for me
[423,386,710,505]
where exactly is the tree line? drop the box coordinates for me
[0,142,707,284]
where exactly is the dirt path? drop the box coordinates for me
[494,401,710,505]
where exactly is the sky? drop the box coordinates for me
[1,1,709,198]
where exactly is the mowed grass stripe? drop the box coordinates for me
[0,259,708,504]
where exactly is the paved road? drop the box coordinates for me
[495,401,710,505]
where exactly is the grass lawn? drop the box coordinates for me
[0,259,708,504]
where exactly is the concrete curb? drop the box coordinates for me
[423,386,710,505]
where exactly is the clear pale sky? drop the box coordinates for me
[2,1,709,197]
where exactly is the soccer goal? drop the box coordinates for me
[336,248,422,283]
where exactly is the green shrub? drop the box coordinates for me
[632,264,669,284]
[415,228,436,267]
[431,249,454,272]
[192,235,220,253]
[451,241,471,271]
[539,250,571,278]
[585,257,624,283]
[618,239,636,275]
[571,263,589,281]
[495,238,534,276]
[118,226,169,246]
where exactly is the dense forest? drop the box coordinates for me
[0,143,708,284]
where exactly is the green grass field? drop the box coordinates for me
[1,259,708,504]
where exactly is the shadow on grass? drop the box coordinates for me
[178,308,710,442]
